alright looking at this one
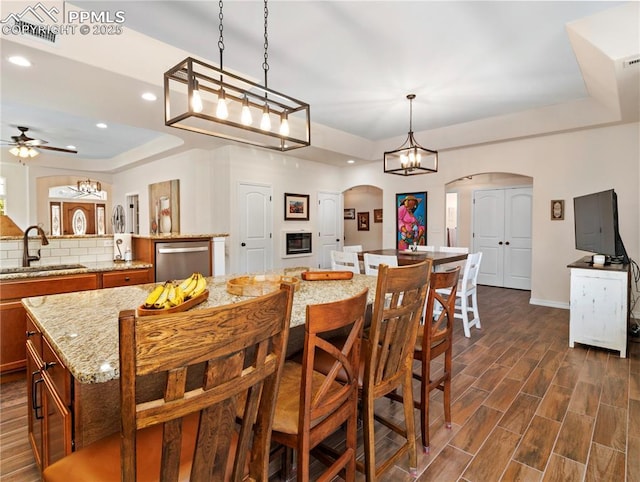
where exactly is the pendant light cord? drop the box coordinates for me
[263,0,269,91]
[218,0,224,73]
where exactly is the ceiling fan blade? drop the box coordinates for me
[24,138,48,146]
[38,145,78,154]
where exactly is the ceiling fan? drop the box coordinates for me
[2,126,78,159]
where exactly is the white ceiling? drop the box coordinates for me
[0,1,637,172]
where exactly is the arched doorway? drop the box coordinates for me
[343,185,383,250]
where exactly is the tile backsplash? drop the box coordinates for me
[0,236,115,269]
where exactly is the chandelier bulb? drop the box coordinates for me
[260,104,271,131]
[29,148,39,158]
[191,87,203,113]
[241,96,253,126]
[279,113,289,136]
[216,89,229,119]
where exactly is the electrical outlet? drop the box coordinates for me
[103,239,114,247]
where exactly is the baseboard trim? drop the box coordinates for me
[529,298,570,310]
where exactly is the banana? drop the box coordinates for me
[144,284,166,308]
[189,273,207,298]
[178,273,197,292]
[153,282,172,309]
[171,285,185,306]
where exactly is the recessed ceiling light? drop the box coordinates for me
[8,56,31,67]
[141,92,157,101]
[347,159,355,164]
[96,123,108,129]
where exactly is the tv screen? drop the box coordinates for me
[573,189,628,264]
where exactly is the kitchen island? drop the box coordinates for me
[22,272,377,470]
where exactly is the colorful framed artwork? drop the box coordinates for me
[396,192,427,250]
[374,209,383,223]
[551,199,564,220]
[357,212,369,231]
[149,179,180,235]
[344,208,355,220]
[284,193,310,220]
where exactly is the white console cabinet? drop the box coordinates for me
[568,258,629,358]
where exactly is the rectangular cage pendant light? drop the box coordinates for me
[164,57,311,151]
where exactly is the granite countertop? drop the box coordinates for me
[0,260,153,281]
[134,233,228,240]
[0,233,229,241]
[22,273,377,385]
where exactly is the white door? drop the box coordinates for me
[317,191,341,269]
[238,182,273,274]
[473,187,532,289]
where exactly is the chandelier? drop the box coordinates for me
[164,0,310,151]
[383,94,438,176]
[9,146,39,158]
[77,179,102,193]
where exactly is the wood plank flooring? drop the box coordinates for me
[1,285,638,481]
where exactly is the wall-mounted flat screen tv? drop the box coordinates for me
[573,189,628,264]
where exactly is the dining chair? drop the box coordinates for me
[360,260,431,480]
[415,245,435,252]
[343,245,363,253]
[389,267,460,454]
[331,249,361,274]
[270,288,368,482]
[442,252,483,338]
[362,253,398,276]
[43,284,294,482]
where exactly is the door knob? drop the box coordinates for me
[505,241,510,245]
[498,241,503,245]
[241,242,246,247]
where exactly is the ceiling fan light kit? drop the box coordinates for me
[164,0,310,152]
[384,94,438,176]
[3,126,77,162]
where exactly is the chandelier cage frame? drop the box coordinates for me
[164,0,310,152]
[77,178,102,193]
[383,94,438,176]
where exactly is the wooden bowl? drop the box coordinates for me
[137,290,209,317]
[226,275,300,297]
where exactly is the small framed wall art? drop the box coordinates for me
[357,212,370,231]
[374,209,383,223]
[344,208,355,220]
[284,193,310,220]
[551,200,564,220]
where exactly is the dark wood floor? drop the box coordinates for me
[2,285,638,481]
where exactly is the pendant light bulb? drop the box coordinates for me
[260,104,271,131]
[191,81,203,113]
[241,96,253,126]
[29,148,39,158]
[216,89,228,119]
[279,113,290,136]
[9,147,19,156]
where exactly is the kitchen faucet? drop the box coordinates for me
[23,225,49,267]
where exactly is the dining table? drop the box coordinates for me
[359,248,468,268]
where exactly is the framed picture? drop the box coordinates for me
[396,192,427,250]
[357,212,370,231]
[551,199,564,220]
[149,179,180,235]
[284,193,310,220]
[374,208,383,223]
[344,208,355,220]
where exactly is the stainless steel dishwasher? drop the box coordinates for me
[154,240,211,282]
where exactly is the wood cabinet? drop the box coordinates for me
[0,274,98,375]
[1,266,151,375]
[26,316,72,471]
[568,259,630,358]
[100,268,152,288]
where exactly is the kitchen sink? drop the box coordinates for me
[0,264,86,275]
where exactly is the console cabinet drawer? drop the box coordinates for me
[101,268,152,288]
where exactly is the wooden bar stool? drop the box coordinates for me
[270,288,368,481]
[43,284,294,482]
